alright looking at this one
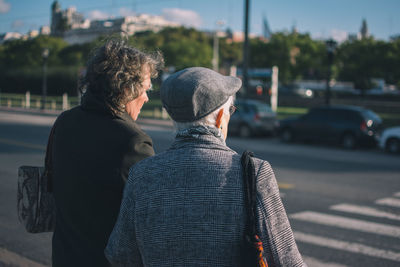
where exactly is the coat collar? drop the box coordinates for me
[80,90,132,121]
[170,125,233,152]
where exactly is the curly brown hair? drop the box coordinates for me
[80,39,164,115]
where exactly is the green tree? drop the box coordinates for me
[337,38,389,90]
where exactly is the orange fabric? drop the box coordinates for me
[254,235,268,267]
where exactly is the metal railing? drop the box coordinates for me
[0,92,170,119]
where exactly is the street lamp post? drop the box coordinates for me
[212,20,224,71]
[325,39,337,106]
[243,0,250,96]
[41,48,49,110]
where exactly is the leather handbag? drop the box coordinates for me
[17,125,56,233]
[241,151,268,267]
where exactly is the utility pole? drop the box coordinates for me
[212,21,224,71]
[41,48,49,110]
[243,0,250,95]
[325,39,337,106]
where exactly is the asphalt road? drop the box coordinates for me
[0,108,399,267]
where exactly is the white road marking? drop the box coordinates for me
[331,203,400,221]
[375,198,400,208]
[302,256,348,267]
[0,247,48,267]
[392,192,400,197]
[294,231,400,262]
[290,211,400,238]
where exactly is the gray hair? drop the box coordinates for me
[80,39,164,115]
[174,96,234,131]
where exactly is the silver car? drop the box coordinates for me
[229,99,279,137]
[379,126,400,153]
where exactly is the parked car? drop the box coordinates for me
[229,99,279,137]
[378,126,400,153]
[279,105,383,149]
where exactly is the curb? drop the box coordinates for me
[0,106,173,128]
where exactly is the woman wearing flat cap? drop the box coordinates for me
[106,67,305,266]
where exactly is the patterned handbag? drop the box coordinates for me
[241,151,268,267]
[17,125,56,233]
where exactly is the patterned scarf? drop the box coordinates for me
[176,125,225,143]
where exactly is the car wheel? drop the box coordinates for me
[341,133,356,149]
[386,138,400,153]
[281,128,294,142]
[238,124,252,138]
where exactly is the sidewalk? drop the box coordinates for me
[0,106,173,129]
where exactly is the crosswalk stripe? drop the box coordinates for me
[290,211,400,238]
[330,203,400,221]
[302,256,348,267]
[394,192,400,198]
[375,198,400,208]
[294,231,400,262]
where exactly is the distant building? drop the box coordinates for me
[346,19,370,42]
[347,33,358,42]
[262,15,272,40]
[225,31,258,43]
[360,18,369,39]
[51,1,85,37]
[0,32,23,43]
[40,26,51,35]
[27,30,39,38]
[50,1,179,44]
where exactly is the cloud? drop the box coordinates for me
[87,10,110,20]
[330,29,348,43]
[162,8,202,28]
[12,20,24,29]
[119,7,135,17]
[0,0,11,13]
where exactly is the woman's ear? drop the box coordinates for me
[215,109,224,129]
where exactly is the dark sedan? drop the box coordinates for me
[229,99,279,137]
[279,105,382,149]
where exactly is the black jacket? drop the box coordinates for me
[51,93,154,267]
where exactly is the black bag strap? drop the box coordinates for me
[44,124,56,193]
[241,151,257,237]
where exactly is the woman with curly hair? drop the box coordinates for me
[49,39,163,267]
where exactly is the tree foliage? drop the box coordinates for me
[0,27,399,95]
[129,27,213,70]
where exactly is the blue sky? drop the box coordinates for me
[0,0,399,42]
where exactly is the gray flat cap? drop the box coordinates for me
[161,67,242,122]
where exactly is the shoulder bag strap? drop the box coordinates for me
[241,151,269,267]
[44,123,56,193]
[241,150,257,236]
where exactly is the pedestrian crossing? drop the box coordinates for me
[289,191,400,267]
[330,203,400,221]
[375,197,400,208]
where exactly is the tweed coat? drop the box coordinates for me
[105,126,304,267]
[51,92,154,267]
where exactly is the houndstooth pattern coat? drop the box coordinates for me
[105,126,305,267]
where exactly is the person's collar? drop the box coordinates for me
[81,90,127,119]
[176,125,224,140]
[171,125,230,151]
